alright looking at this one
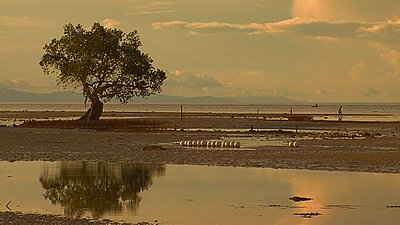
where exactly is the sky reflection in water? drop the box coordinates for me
[0,161,400,225]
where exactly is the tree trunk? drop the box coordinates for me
[78,99,104,122]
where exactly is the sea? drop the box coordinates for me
[1,102,400,122]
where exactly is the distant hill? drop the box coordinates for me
[135,95,296,104]
[0,88,82,102]
[0,88,295,104]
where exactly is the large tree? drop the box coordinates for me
[39,23,166,121]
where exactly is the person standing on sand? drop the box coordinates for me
[338,106,343,121]
[290,107,293,114]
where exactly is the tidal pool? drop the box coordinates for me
[0,161,399,225]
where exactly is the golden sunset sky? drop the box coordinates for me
[1,0,400,102]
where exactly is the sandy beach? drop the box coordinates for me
[1,111,400,173]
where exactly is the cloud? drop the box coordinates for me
[307,35,342,44]
[152,20,187,29]
[162,70,225,97]
[358,19,400,33]
[161,70,337,100]
[390,90,400,97]
[348,62,367,83]
[153,20,264,34]
[312,88,328,96]
[361,88,380,97]
[0,79,31,89]
[152,17,400,43]
[214,71,331,99]
[165,70,222,89]
[101,19,121,28]
[126,1,179,15]
[357,18,400,43]
[369,42,400,77]
[0,16,48,28]
[292,0,400,22]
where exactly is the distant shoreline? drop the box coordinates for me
[0,110,397,122]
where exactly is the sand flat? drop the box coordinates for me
[1,112,399,173]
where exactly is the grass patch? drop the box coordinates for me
[20,118,168,131]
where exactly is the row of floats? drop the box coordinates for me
[180,140,241,148]
[179,140,300,148]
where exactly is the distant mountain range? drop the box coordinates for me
[0,88,82,102]
[0,88,295,104]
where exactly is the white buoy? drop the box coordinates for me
[196,141,202,146]
[216,141,222,147]
[180,141,184,146]
[288,141,294,147]
[229,141,235,147]
[207,141,212,147]
[234,142,241,148]
[223,141,229,147]
[200,140,207,146]
[293,141,300,148]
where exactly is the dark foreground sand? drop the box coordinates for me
[0,211,152,225]
[1,113,400,224]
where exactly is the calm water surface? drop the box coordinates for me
[1,161,399,225]
[1,103,400,125]
[1,103,400,114]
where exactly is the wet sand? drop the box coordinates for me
[1,112,400,173]
[0,211,149,225]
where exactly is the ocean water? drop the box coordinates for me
[0,102,399,113]
[0,103,400,122]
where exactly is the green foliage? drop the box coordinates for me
[39,23,166,103]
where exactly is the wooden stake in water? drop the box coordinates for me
[180,105,183,121]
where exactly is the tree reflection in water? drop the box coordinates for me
[39,162,165,219]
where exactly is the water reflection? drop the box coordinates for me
[1,161,400,225]
[39,162,165,218]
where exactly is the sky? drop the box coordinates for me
[1,0,400,102]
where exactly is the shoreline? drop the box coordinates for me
[0,109,397,120]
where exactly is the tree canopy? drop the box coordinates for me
[39,23,166,121]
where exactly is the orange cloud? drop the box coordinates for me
[101,19,121,28]
[152,20,187,29]
[153,18,400,44]
[370,42,400,77]
[292,0,400,21]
